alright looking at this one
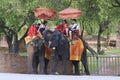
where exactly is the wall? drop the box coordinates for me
[0,54,27,73]
[0,53,73,74]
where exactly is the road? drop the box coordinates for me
[0,73,120,80]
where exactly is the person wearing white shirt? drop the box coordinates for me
[37,20,48,39]
[69,19,79,40]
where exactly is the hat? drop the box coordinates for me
[42,20,48,25]
[72,19,77,22]
[33,20,41,24]
[59,21,63,26]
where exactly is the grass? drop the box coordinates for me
[87,48,120,56]
[19,52,27,56]
[105,49,120,55]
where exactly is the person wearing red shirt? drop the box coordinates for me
[25,24,40,44]
[62,19,69,36]
[55,22,65,34]
[27,24,40,37]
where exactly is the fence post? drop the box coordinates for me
[96,55,99,75]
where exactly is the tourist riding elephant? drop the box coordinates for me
[26,37,45,74]
[43,30,90,75]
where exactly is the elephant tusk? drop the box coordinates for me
[52,47,55,50]
[48,41,52,48]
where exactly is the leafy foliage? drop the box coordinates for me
[0,0,120,54]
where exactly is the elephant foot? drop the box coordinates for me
[74,73,80,75]
[51,72,59,75]
[61,72,67,75]
[45,71,49,74]
[32,71,38,74]
[85,70,90,75]
[86,73,90,75]
[39,71,45,74]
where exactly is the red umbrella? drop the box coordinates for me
[59,8,82,19]
[33,8,56,20]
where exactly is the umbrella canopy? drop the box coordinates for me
[33,8,56,20]
[59,8,82,19]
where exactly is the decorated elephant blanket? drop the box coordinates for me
[25,36,37,44]
[70,38,84,61]
[45,45,52,60]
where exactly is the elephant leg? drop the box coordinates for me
[39,57,45,74]
[81,50,90,75]
[44,58,49,74]
[51,53,59,74]
[27,44,34,74]
[32,56,39,74]
[28,56,33,74]
[72,61,80,75]
[61,55,68,75]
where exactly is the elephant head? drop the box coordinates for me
[43,29,53,45]
[48,30,67,48]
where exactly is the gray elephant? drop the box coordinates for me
[43,30,90,75]
[26,37,45,74]
[26,28,53,74]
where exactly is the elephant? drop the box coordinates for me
[43,30,90,75]
[26,29,54,74]
[45,30,69,75]
[26,37,46,74]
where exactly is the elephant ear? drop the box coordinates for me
[59,33,66,45]
[37,39,44,49]
[43,29,53,42]
[31,38,44,50]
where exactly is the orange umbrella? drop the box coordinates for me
[59,8,82,19]
[33,8,56,20]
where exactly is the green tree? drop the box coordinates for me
[0,0,36,54]
[76,0,120,54]
[96,0,120,54]
[0,0,72,54]
[0,0,119,54]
